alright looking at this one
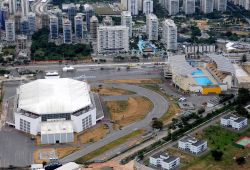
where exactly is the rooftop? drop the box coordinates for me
[41,121,73,135]
[207,54,235,75]
[180,136,206,146]
[168,55,197,77]
[222,114,247,123]
[18,78,91,115]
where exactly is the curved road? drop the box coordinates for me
[61,84,168,163]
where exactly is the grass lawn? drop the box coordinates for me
[75,129,144,163]
[142,84,181,125]
[182,125,250,170]
[91,87,135,96]
[107,96,153,129]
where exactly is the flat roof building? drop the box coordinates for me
[150,152,180,170]
[221,114,248,130]
[178,136,207,154]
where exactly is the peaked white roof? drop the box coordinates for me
[18,78,91,115]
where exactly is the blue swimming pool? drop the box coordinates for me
[137,39,157,54]
[192,70,213,86]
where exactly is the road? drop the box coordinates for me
[60,84,169,163]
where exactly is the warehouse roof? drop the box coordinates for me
[18,78,91,114]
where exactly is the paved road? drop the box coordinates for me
[60,84,169,163]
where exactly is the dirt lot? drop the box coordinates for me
[161,96,181,125]
[78,124,110,144]
[85,160,134,170]
[107,97,153,129]
[103,78,162,84]
[34,147,79,164]
[91,87,135,96]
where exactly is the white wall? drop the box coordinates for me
[14,113,41,135]
[71,108,96,133]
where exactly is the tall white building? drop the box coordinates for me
[128,0,138,15]
[167,0,179,16]
[150,152,180,170]
[214,0,227,11]
[121,11,132,37]
[50,15,59,39]
[5,19,15,42]
[63,19,72,44]
[90,15,99,40]
[143,0,153,15]
[97,26,129,54]
[21,0,29,16]
[162,19,177,50]
[244,0,250,10]
[121,0,128,10]
[9,0,17,15]
[74,14,83,39]
[146,14,158,41]
[183,0,195,15]
[27,12,36,35]
[200,0,214,14]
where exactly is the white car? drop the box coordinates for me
[62,66,75,72]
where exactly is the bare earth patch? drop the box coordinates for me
[103,78,162,84]
[91,87,134,96]
[107,97,153,129]
[78,124,110,144]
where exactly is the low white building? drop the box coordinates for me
[55,162,81,170]
[149,152,180,170]
[220,114,247,130]
[14,78,102,144]
[178,136,207,154]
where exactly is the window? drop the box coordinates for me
[20,118,30,133]
[82,115,93,130]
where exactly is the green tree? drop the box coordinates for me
[241,55,247,63]
[236,157,246,165]
[211,150,223,161]
[152,119,163,130]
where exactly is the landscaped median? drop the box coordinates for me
[75,129,144,163]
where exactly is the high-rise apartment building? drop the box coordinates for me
[49,15,59,39]
[183,0,195,15]
[9,0,17,15]
[143,0,153,15]
[67,3,76,28]
[84,4,94,31]
[121,11,132,37]
[200,0,214,13]
[90,15,98,41]
[167,0,179,15]
[74,14,83,39]
[0,7,8,30]
[146,14,158,41]
[27,12,36,35]
[63,19,72,44]
[214,0,227,11]
[128,0,138,15]
[20,17,29,35]
[5,19,15,41]
[162,19,177,50]
[97,26,129,54]
[21,0,29,16]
